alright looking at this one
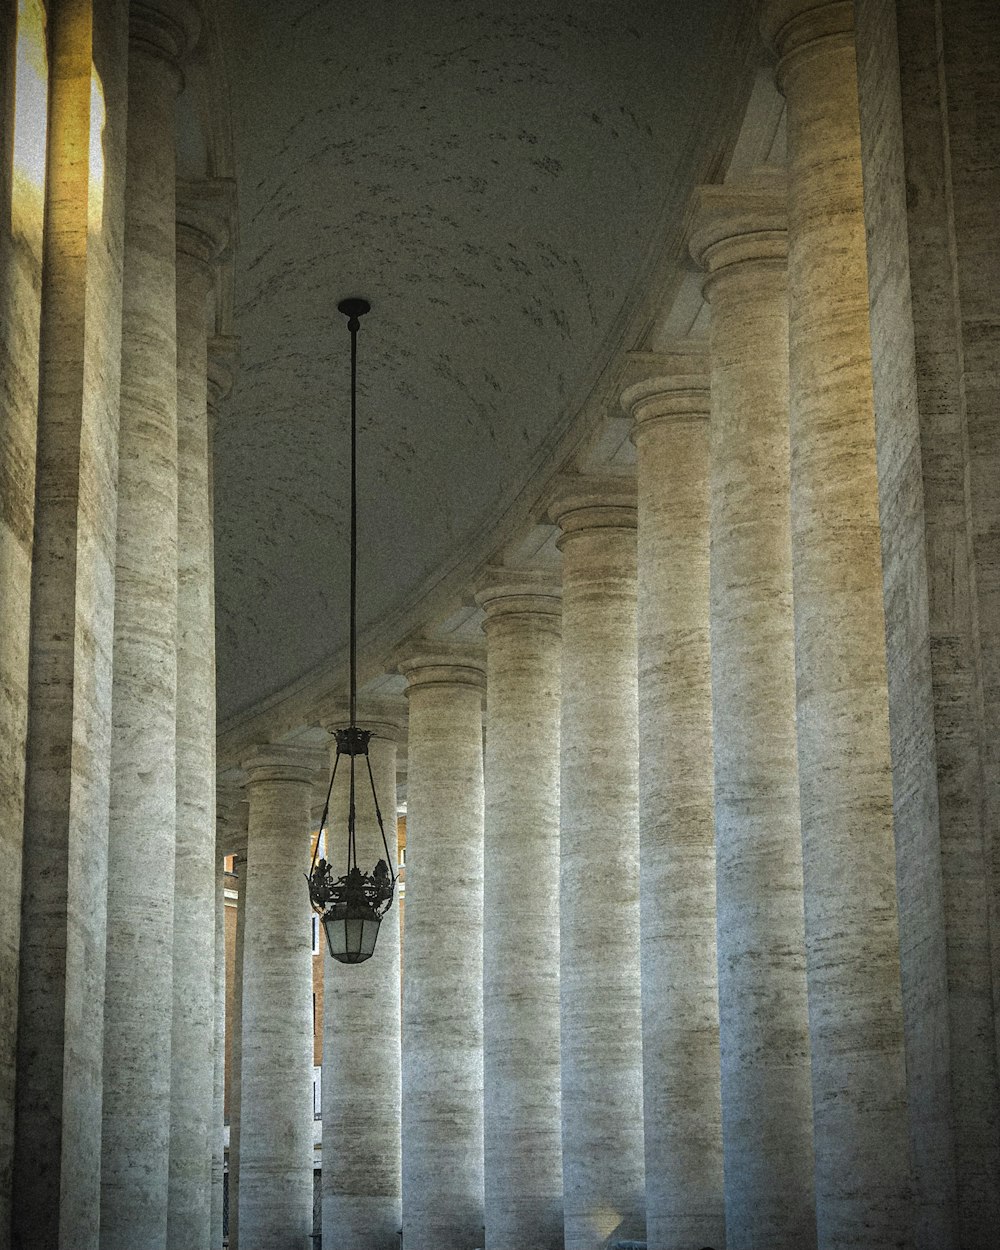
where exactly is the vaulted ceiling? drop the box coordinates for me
[212,0,751,722]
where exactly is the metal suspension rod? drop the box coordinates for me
[349,312,358,730]
[337,296,369,726]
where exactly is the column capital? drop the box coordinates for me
[129,0,201,83]
[397,645,487,697]
[474,567,562,625]
[546,475,637,542]
[760,0,854,84]
[242,743,327,787]
[176,178,236,272]
[207,334,240,409]
[621,344,710,439]
[688,170,788,286]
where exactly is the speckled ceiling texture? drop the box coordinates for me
[215,0,732,718]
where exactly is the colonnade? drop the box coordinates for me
[3,1,999,1249]
[5,2,233,1247]
[223,4,998,1244]
[226,2,1000,1240]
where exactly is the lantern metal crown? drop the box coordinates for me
[307,298,396,965]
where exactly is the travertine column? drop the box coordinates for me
[207,341,237,1250]
[1,1,44,1224]
[947,6,1000,1093]
[212,849,226,1250]
[689,174,816,1248]
[229,850,248,1250]
[11,3,128,1245]
[398,649,486,1250]
[239,745,321,1250]
[761,2,913,1243]
[623,365,724,1250]
[321,714,403,1250]
[167,186,229,1250]
[476,572,563,1250]
[855,3,1000,1243]
[100,4,198,1247]
[550,481,645,1250]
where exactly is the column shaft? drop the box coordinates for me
[229,852,247,1250]
[399,652,486,1250]
[12,2,128,1245]
[855,2,1000,1242]
[762,2,913,1243]
[208,339,236,1250]
[853,2,959,1240]
[936,4,1000,1087]
[321,721,402,1250]
[625,368,726,1250]
[0,0,44,1224]
[477,576,563,1250]
[239,748,318,1250]
[552,484,644,1250]
[690,178,816,1248]
[212,850,226,1249]
[101,5,198,1245]
[166,215,221,1250]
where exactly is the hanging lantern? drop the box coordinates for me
[306,299,397,964]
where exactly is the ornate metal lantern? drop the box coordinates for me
[307,299,396,964]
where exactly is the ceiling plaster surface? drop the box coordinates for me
[214,0,738,721]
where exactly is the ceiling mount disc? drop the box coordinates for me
[337,297,371,319]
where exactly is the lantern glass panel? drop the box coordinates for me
[324,916,347,959]
[361,916,380,959]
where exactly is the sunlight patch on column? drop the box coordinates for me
[88,64,106,234]
[11,0,48,245]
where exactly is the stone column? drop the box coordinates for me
[550,480,645,1250]
[11,2,128,1245]
[211,849,226,1250]
[397,648,486,1250]
[229,849,248,1250]
[622,365,724,1250]
[854,2,1000,1243]
[99,3,198,1248]
[761,2,913,1243]
[1,0,44,1224]
[689,174,816,1248]
[321,713,403,1250]
[207,340,237,1250]
[166,184,229,1250]
[476,572,563,1250]
[239,745,322,1250]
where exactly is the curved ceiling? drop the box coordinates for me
[214,0,738,720]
